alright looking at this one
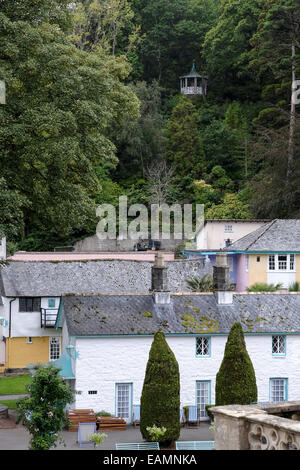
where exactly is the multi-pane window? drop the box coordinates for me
[270,378,287,402]
[272,335,286,355]
[268,254,295,271]
[268,254,275,270]
[49,337,60,361]
[196,381,210,419]
[116,384,131,420]
[196,337,210,357]
[224,225,233,233]
[278,255,287,270]
[19,297,41,312]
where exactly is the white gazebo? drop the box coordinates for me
[180,62,207,97]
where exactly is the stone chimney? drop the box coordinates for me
[0,237,6,261]
[151,253,170,304]
[213,252,233,305]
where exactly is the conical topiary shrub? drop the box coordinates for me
[140,330,180,445]
[215,322,257,406]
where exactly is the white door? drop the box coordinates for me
[196,381,211,421]
[116,383,132,424]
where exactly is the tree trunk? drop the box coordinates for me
[287,42,296,182]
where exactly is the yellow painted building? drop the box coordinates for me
[4,336,61,369]
[248,254,268,286]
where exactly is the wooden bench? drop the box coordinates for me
[97,416,126,431]
[66,409,96,432]
[175,441,215,450]
[115,442,160,450]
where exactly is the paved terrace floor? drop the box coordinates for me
[0,419,214,450]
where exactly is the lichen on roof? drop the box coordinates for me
[180,312,220,333]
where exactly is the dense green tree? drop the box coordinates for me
[16,364,73,450]
[215,322,258,405]
[203,0,262,100]
[202,119,244,181]
[166,96,206,198]
[114,80,166,180]
[0,1,139,242]
[131,0,219,93]
[205,193,252,219]
[140,330,180,445]
[0,177,27,241]
[248,0,300,216]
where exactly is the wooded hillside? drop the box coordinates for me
[0,0,299,251]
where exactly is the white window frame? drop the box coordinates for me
[270,378,288,403]
[49,336,61,361]
[267,254,295,272]
[196,380,211,420]
[272,335,286,356]
[196,337,211,357]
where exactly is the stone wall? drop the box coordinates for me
[211,402,300,450]
[74,234,185,252]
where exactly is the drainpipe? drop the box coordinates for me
[7,298,16,369]
[9,297,16,338]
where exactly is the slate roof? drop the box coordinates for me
[61,292,300,336]
[227,219,300,252]
[0,258,211,297]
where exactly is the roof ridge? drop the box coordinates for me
[245,219,277,250]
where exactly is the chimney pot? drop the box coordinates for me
[213,252,233,304]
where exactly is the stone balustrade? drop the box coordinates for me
[210,401,300,450]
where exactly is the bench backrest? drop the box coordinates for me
[188,406,198,421]
[133,405,140,421]
[115,442,160,450]
[175,441,215,450]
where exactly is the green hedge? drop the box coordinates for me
[215,322,257,406]
[140,330,180,445]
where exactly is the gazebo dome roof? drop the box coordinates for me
[180,62,202,78]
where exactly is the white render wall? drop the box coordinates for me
[196,221,266,250]
[0,296,61,338]
[72,334,300,420]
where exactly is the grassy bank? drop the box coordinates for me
[0,375,30,395]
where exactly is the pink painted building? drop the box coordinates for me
[7,251,175,262]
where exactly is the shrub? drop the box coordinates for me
[289,282,300,292]
[215,322,257,406]
[247,282,282,292]
[186,274,213,292]
[205,404,215,421]
[16,364,73,450]
[95,410,112,417]
[88,432,107,447]
[146,425,167,441]
[140,330,180,445]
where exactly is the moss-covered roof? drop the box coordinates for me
[61,292,300,336]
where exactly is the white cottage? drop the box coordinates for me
[57,253,300,423]
[0,254,211,371]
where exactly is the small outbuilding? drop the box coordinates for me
[180,62,207,97]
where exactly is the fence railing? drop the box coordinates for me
[40,308,58,328]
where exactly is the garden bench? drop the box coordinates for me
[115,442,160,450]
[175,441,215,450]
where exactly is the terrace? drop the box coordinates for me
[211,401,300,450]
